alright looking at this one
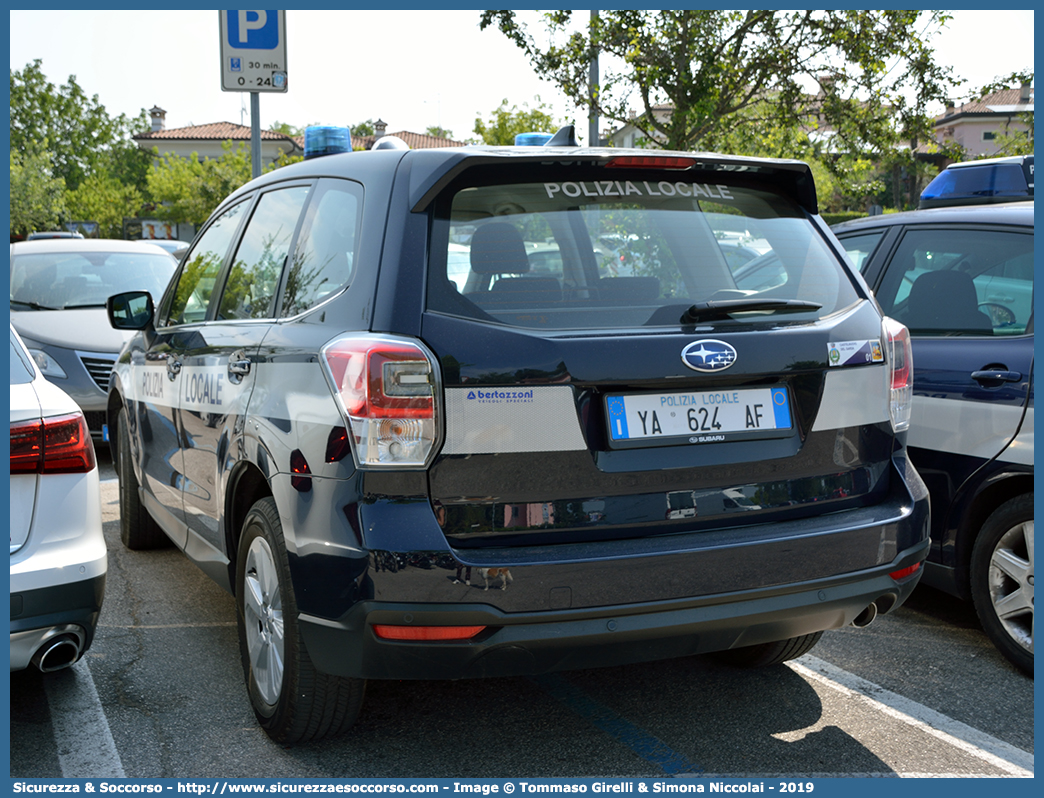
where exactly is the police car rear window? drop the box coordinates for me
[426,168,859,329]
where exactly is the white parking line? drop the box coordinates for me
[43,658,126,778]
[791,655,1033,777]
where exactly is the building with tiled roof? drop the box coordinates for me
[133,106,301,168]
[934,83,1033,159]
[290,119,467,151]
[137,108,466,164]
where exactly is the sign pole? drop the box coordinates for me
[251,92,261,178]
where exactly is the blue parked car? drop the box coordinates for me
[833,187,1033,675]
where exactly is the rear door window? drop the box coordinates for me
[218,185,311,320]
[426,166,859,330]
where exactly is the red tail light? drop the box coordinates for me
[320,335,441,469]
[10,412,96,474]
[889,562,921,581]
[372,625,486,641]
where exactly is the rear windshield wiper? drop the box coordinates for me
[682,298,822,324]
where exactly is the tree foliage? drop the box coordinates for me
[65,171,144,239]
[473,97,566,145]
[10,149,67,238]
[351,119,376,137]
[270,120,310,137]
[10,59,151,193]
[146,141,254,226]
[426,125,455,140]
[480,10,961,157]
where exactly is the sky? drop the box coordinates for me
[8,9,1036,144]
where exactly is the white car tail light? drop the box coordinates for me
[321,334,441,469]
[884,317,913,433]
[10,412,97,474]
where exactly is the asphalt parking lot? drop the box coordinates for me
[10,451,1034,779]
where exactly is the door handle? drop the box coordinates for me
[228,351,251,383]
[971,369,1022,384]
[166,356,182,380]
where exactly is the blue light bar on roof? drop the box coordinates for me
[919,156,1033,208]
[304,126,353,159]
[514,132,553,146]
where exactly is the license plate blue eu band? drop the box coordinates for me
[607,387,791,441]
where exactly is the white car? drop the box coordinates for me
[10,325,106,672]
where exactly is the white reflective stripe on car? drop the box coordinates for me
[1003,406,1033,465]
[123,364,248,410]
[442,386,587,455]
[909,396,1032,465]
[811,365,890,432]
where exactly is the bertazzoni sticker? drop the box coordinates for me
[443,386,586,454]
[828,339,884,367]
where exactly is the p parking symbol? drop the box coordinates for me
[227,10,279,49]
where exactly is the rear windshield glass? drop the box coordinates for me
[426,165,859,329]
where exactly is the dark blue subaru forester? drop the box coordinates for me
[107,128,929,743]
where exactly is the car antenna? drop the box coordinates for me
[544,125,579,147]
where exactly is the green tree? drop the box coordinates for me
[350,119,376,137]
[473,97,565,145]
[65,171,144,239]
[426,125,455,140]
[10,59,151,193]
[10,148,67,237]
[146,141,254,226]
[270,120,319,137]
[480,10,960,157]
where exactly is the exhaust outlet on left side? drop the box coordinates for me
[31,634,82,672]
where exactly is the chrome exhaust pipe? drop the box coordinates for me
[851,602,878,628]
[31,634,82,672]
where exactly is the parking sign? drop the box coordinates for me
[219,10,287,92]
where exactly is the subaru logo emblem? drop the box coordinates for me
[681,339,737,373]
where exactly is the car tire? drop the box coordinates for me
[970,494,1034,675]
[236,497,366,744]
[712,632,823,668]
[117,406,168,550]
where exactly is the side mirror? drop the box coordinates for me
[107,291,154,331]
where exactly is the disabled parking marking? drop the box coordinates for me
[531,673,703,775]
[790,655,1033,777]
[43,658,126,778]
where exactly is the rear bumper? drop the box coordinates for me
[297,453,930,680]
[301,542,927,680]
